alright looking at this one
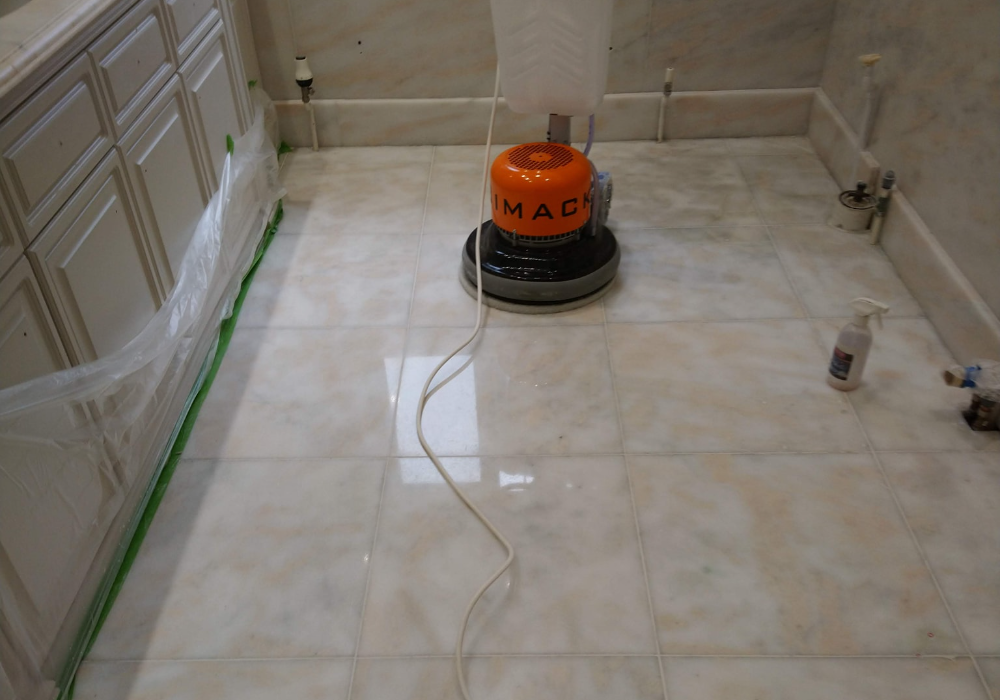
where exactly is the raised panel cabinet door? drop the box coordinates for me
[0,256,71,389]
[0,183,22,278]
[120,76,210,293]
[88,0,177,138]
[27,150,161,364]
[0,54,113,244]
[180,22,245,192]
[165,0,220,64]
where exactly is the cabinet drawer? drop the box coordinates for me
[0,184,21,278]
[0,255,71,389]
[120,75,210,293]
[0,55,114,245]
[28,150,161,364]
[88,0,176,138]
[180,22,245,191]
[165,0,220,63]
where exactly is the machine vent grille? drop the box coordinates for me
[507,143,575,170]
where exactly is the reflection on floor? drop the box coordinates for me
[76,137,1000,700]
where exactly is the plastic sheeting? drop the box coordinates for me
[0,97,283,700]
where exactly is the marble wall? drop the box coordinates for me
[246,0,836,102]
[820,0,1000,320]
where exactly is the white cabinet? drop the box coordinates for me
[120,75,211,293]
[0,256,71,389]
[89,0,177,138]
[181,22,246,191]
[0,54,113,243]
[27,150,161,364]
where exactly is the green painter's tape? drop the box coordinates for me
[226,134,235,155]
[62,200,284,700]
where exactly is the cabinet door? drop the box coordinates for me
[120,75,210,293]
[165,0,220,64]
[27,150,161,364]
[0,256,71,389]
[0,54,113,244]
[180,22,245,192]
[0,184,21,278]
[88,0,176,138]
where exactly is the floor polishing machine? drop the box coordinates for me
[458,0,620,312]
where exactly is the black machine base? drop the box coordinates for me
[461,221,620,307]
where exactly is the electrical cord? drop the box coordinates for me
[414,65,513,700]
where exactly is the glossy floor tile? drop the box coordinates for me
[980,658,1000,697]
[590,144,761,229]
[393,326,621,456]
[240,233,419,328]
[89,459,383,660]
[608,320,867,453]
[813,318,1000,452]
[630,453,960,655]
[82,139,998,700]
[663,658,987,700]
[738,153,840,224]
[186,327,405,458]
[360,456,653,655]
[604,226,803,322]
[882,453,1000,653]
[279,147,432,235]
[351,656,664,700]
[770,224,923,317]
[75,659,353,700]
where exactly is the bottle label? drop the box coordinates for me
[829,346,854,380]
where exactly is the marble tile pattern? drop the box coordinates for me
[248,0,835,102]
[981,658,1000,698]
[819,0,1000,320]
[77,140,999,700]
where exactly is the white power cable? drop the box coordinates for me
[414,66,513,700]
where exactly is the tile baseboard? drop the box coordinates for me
[275,88,815,148]
[809,88,1000,363]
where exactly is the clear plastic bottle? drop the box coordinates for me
[827,298,890,391]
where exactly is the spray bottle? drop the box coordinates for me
[827,298,890,391]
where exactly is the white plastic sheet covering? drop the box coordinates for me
[0,97,283,699]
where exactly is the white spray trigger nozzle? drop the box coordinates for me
[850,297,890,329]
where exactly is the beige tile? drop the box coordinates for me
[422,145,510,237]
[882,452,1000,653]
[359,456,654,655]
[239,234,418,328]
[75,659,353,700]
[393,326,621,456]
[278,147,432,235]
[770,224,923,317]
[588,147,761,229]
[186,327,405,458]
[738,154,840,224]
[351,656,664,700]
[604,227,803,322]
[980,658,1000,698]
[666,88,815,139]
[409,233,605,328]
[813,318,1000,451]
[89,459,383,659]
[608,321,866,453]
[725,136,816,156]
[663,658,986,700]
[588,139,732,160]
[631,453,961,655]
[648,0,835,91]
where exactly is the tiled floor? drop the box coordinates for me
[76,136,1000,700]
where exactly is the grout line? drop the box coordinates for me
[344,155,436,699]
[600,318,671,700]
[839,383,996,700]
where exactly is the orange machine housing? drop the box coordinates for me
[490,143,593,238]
